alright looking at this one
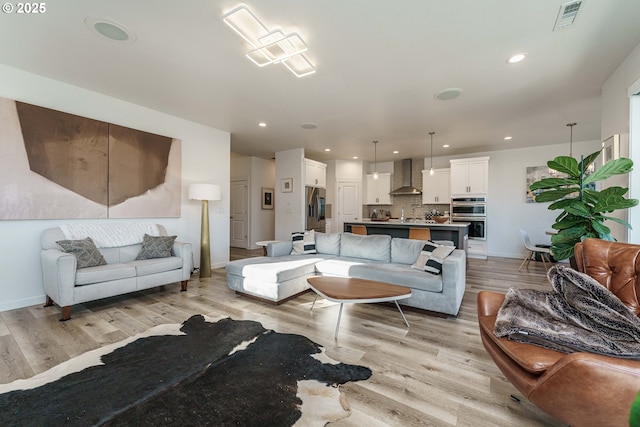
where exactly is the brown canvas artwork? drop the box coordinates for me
[0,97,181,220]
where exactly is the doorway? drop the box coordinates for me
[230,179,249,248]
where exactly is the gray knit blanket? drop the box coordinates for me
[494,265,640,359]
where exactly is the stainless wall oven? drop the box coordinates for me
[451,197,486,240]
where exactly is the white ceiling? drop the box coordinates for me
[1,1,640,163]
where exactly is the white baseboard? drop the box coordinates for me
[0,295,46,313]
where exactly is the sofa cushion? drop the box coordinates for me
[349,262,443,293]
[391,238,425,265]
[130,256,183,276]
[136,234,176,260]
[75,263,136,286]
[315,232,341,255]
[57,237,107,269]
[340,233,391,262]
[291,230,317,255]
[412,241,455,274]
[314,257,367,277]
[226,255,331,283]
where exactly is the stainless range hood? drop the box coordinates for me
[389,158,422,195]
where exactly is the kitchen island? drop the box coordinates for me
[344,220,469,250]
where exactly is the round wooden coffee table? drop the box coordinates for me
[307,276,412,338]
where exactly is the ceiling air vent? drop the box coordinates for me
[553,0,583,31]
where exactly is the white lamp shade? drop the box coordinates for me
[189,183,221,201]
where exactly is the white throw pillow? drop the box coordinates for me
[290,230,316,255]
[411,241,454,274]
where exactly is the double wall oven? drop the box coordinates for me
[451,197,486,240]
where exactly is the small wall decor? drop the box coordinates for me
[602,134,620,165]
[281,178,293,193]
[261,187,274,209]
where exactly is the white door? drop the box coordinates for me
[230,179,249,248]
[337,182,361,233]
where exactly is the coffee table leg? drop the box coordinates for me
[310,294,318,311]
[335,303,344,339]
[395,300,410,328]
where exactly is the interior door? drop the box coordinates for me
[230,179,248,248]
[337,181,361,233]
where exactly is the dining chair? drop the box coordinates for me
[519,229,552,270]
[351,225,367,235]
[408,228,431,240]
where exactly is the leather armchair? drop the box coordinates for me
[477,238,640,427]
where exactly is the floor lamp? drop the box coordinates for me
[188,183,221,278]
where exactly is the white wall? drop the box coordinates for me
[0,65,230,312]
[601,41,640,243]
[275,148,305,240]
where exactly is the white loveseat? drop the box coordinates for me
[41,224,192,320]
[226,232,467,316]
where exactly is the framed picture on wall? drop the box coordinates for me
[261,187,274,209]
[281,178,293,193]
[602,134,620,165]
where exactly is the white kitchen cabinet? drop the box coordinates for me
[422,168,450,204]
[365,173,391,205]
[450,157,489,196]
[304,158,327,188]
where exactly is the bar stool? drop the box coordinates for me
[408,228,431,240]
[351,225,367,235]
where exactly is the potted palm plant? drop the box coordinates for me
[528,149,638,261]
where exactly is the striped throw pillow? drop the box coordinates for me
[290,230,316,254]
[411,241,454,274]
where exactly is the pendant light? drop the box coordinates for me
[567,122,576,157]
[372,140,379,180]
[428,132,435,176]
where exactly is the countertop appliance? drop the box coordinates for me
[306,186,326,232]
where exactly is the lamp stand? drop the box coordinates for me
[199,199,212,278]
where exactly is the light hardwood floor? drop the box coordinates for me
[0,250,565,426]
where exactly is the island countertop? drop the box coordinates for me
[344,220,469,250]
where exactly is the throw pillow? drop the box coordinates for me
[290,230,316,255]
[136,234,177,260]
[56,237,107,269]
[411,241,455,274]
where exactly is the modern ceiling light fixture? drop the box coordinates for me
[372,140,379,180]
[435,88,463,101]
[504,136,513,140]
[567,122,577,157]
[85,17,136,43]
[428,132,435,176]
[222,5,315,77]
[506,53,527,64]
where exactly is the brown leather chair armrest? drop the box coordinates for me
[530,352,640,427]
[477,290,505,317]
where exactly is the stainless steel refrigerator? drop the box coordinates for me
[305,186,326,232]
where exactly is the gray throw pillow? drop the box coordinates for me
[136,234,176,260]
[56,237,107,269]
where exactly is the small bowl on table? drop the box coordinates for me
[433,216,449,224]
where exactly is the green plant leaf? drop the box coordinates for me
[591,220,611,237]
[599,186,629,197]
[548,156,579,177]
[529,178,578,190]
[601,215,633,229]
[552,216,586,230]
[550,242,575,260]
[578,150,602,173]
[594,195,639,213]
[563,202,592,217]
[584,158,634,184]
[549,199,575,210]
[534,188,579,202]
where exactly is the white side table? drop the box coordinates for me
[255,240,280,256]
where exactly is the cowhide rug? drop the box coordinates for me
[0,315,372,426]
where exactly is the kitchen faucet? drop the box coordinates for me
[412,204,420,223]
[400,206,405,222]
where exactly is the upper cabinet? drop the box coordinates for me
[450,157,489,196]
[304,158,327,188]
[365,173,392,205]
[422,168,450,204]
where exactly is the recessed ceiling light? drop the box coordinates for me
[506,53,527,64]
[301,123,318,129]
[352,156,358,159]
[435,88,463,101]
[258,122,267,127]
[324,148,331,152]
[504,136,513,140]
[443,144,450,148]
[393,150,399,154]
[85,17,136,43]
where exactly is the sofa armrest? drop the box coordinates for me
[268,241,293,257]
[172,241,193,279]
[41,248,77,306]
[440,249,467,313]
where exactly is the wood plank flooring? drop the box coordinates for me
[0,250,566,426]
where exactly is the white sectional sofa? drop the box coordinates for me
[226,232,467,316]
[41,224,192,320]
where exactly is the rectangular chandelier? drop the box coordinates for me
[223,5,316,77]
